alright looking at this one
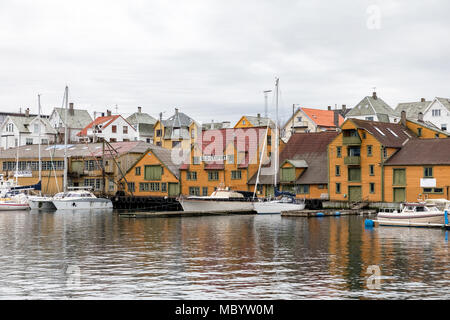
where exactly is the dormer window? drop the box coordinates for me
[6,123,14,132]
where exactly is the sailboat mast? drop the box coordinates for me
[63,86,68,193]
[38,94,42,187]
[274,77,279,189]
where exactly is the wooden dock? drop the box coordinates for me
[119,209,256,218]
[281,209,377,218]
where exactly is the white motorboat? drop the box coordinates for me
[253,196,306,214]
[178,187,254,212]
[0,193,30,211]
[28,192,66,210]
[52,190,113,210]
[377,202,445,226]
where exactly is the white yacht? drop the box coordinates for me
[178,187,254,212]
[28,192,66,210]
[377,202,445,226]
[253,196,305,214]
[52,190,113,210]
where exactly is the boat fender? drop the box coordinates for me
[334,211,341,216]
[316,212,324,217]
[445,210,448,225]
[364,219,375,228]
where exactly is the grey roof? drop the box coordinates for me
[147,145,181,179]
[137,123,154,137]
[53,107,93,129]
[346,94,398,121]
[395,100,431,119]
[126,112,157,126]
[244,115,275,128]
[202,122,231,130]
[162,110,194,128]
[4,116,57,134]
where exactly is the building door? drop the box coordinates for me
[393,188,406,203]
[168,183,180,197]
[348,186,362,202]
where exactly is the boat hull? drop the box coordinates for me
[29,199,57,210]
[253,201,306,214]
[52,198,113,210]
[377,212,444,226]
[180,199,254,212]
[0,203,30,211]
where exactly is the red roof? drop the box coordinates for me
[77,115,121,137]
[301,108,344,127]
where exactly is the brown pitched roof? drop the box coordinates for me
[350,118,414,148]
[248,131,339,185]
[384,138,450,166]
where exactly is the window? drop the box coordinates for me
[208,171,219,181]
[191,129,195,139]
[231,170,242,180]
[156,141,162,146]
[26,138,33,145]
[84,160,100,171]
[296,185,309,194]
[393,168,406,186]
[202,187,208,196]
[112,125,117,133]
[123,126,128,134]
[149,182,160,191]
[383,148,387,159]
[297,116,302,122]
[362,132,367,139]
[423,187,443,194]
[227,155,234,164]
[424,167,433,178]
[144,165,162,180]
[369,183,375,194]
[336,183,341,194]
[172,141,181,148]
[189,187,200,196]
[336,146,342,158]
[41,139,48,145]
[127,182,135,193]
[156,129,162,137]
[6,123,14,132]
[365,117,374,121]
[110,138,117,142]
[369,164,375,176]
[135,167,141,175]
[417,128,422,137]
[242,120,246,125]
[267,135,271,146]
[441,124,447,131]
[193,156,201,165]
[186,171,197,180]
[33,124,39,133]
[161,183,167,192]
[281,167,295,181]
[335,165,341,176]
[348,168,361,182]
[432,109,441,117]
[367,145,372,157]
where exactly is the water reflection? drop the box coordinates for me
[0,211,447,299]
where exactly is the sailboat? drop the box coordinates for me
[252,78,305,214]
[50,86,113,211]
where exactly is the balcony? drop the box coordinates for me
[342,136,361,145]
[344,156,361,165]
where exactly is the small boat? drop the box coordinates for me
[253,195,306,214]
[51,190,113,210]
[0,193,30,211]
[28,192,65,210]
[377,202,445,226]
[178,187,254,212]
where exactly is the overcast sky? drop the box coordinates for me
[1,0,449,125]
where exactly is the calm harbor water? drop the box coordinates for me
[0,210,448,299]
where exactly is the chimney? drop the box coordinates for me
[175,108,179,115]
[342,104,346,112]
[400,110,407,127]
[372,92,377,100]
[25,108,30,117]
[333,110,339,127]
[138,106,142,113]
[328,106,331,111]
[421,98,426,102]
[69,102,74,115]
[106,110,112,117]
[418,112,424,122]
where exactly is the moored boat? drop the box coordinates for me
[377,202,445,226]
[178,187,254,212]
[0,193,30,211]
[253,196,305,214]
[52,190,113,210]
